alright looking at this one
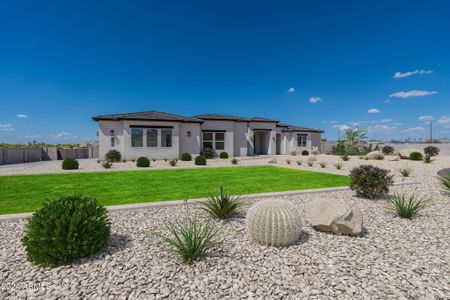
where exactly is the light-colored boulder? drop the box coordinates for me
[305,198,363,236]
[307,156,316,162]
[398,149,421,159]
[311,146,319,155]
[366,151,384,160]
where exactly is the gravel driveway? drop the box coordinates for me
[1,155,449,299]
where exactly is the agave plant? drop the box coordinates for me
[334,163,343,170]
[436,173,450,194]
[200,185,244,219]
[387,193,428,219]
[398,168,412,177]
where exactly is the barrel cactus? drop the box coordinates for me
[246,199,302,247]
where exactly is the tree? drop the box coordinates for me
[344,127,367,147]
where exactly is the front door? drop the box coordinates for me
[276,134,281,155]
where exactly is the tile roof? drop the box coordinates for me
[278,123,324,133]
[92,111,203,123]
[194,114,279,123]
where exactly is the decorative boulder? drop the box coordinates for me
[246,199,302,247]
[305,198,363,236]
[366,151,384,160]
[398,149,421,159]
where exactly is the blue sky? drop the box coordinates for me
[0,0,449,143]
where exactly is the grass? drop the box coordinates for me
[0,166,348,215]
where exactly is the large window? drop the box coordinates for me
[161,129,172,147]
[297,134,307,147]
[146,129,158,147]
[202,131,225,150]
[131,128,144,147]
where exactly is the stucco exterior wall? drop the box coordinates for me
[248,122,277,155]
[98,121,125,159]
[179,123,201,156]
[200,120,234,156]
[310,132,322,151]
[233,122,249,156]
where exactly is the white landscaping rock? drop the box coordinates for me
[366,151,384,160]
[305,198,363,236]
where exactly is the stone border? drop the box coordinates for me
[0,181,420,222]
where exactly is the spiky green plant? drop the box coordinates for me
[231,158,239,164]
[169,159,178,167]
[334,163,343,170]
[156,218,220,264]
[436,173,450,194]
[398,168,412,177]
[319,161,327,168]
[296,160,302,166]
[285,159,291,165]
[341,154,350,161]
[200,185,244,219]
[387,193,427,219]
[423,154,433,163]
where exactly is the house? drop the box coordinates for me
[92,111,324,160]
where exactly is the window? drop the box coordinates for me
[146,129,157,147]
[161,129,172,147]
[203,131,225,150]
[297,134,307,147]
[111,137,115,147]
[131,128,143,147]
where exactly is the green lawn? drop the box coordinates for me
[0,166,348,215]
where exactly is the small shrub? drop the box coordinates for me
[398,168,412,177]
[201,147,214,159]
[102,161,113,169]
[424,146,440,157]
[164,158,168,162]
[387,193,427,219]
[195,155,207,166]
[289,149,297,156]
[334,163,343,170]
[152,158,156,162]
[301,150,309,156]
[423,155,433,163]
[268,158,277,164]
[231,158,239,164]
[96,159,101,163]
[155,218,220,265]
[307,161,314,166]
[296,160,302,166]
[122,160,127,163]
[409,151,423,161]
[319,161,327,168]
[62,158,79,170]
[200,185,244,219]
[382,145,395,155]
[219,152,229,159]
[169,159,178,167]
[349,165,394,199]
[21,195,110,267]
[285,159,291,165]
[181,153,192,161]
[105,150,121,162]
[341,154,350,161]
[136,157,150,167]
[436,173,450,194]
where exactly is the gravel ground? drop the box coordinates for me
[1,156,449,299]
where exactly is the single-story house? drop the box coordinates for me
[92,111,324,160]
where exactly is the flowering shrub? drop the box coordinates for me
[349,165,394,199]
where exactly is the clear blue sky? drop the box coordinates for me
[1,0,449,143]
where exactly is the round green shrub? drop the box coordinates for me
[219,152,229,159]
[301,150,309,156]
[349,165,394,199]
[181,152,192,161]
[136,156,150,167]
[21,195,111,267]
[62,158,79,170]
[409,151,423,161]
[202,147,214,159]
[105,150,121,162]
[424,146,440,157]
[382,145,395,155]
[195,155,207,166]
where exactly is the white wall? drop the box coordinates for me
[98,121,125,159]
[248,122,277,155]
[179,123,201,156]
[233,122,249,156]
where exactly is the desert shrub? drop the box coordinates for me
[201,147,214,159]
[21,195,110,267]
[341,154,350,161]
[436,173,450,194]
[307,161,314,166]
[181,153,192,161]
[102,161,112,169]
[200,185,244,219]
[136,156,150,167]
[424,146,440,157]
[334,163,343,170]
[398,168,412,177]
[330,141,346,155]
[289,149,297,156]
[423,154,433,163]
[246,199,302,247]
[231,158,239,164]
[62,158,79,170]
[285,159,291,165]
[219,152,229,159]
[296,160,302,166]
[319,161,327,168]
[105,150,121,162]
[382,145,395,155]
[301,150,309,156]
[155,218,220,265]
[195,155,207,166]
[349,165,394,199]
[409,151,423,161]
[169,159,178,167]
[387,193,427,219]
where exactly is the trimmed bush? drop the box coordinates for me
[219,152,229,159]
[62,158,79,170]
[102,161,112,169]
[424,146,440,157]
[349,165,394,199]
[201,147,214,159]
[409,151,423,161]
[136,156,150,167]
[169,159,178,167]
[180,153,192,161]
[382,145,395,155]
[301,150,309,156]
[21,195,111,267]
[195,155,207,166]
[105,150,121,162]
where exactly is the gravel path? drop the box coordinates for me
[1,156,449,299]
